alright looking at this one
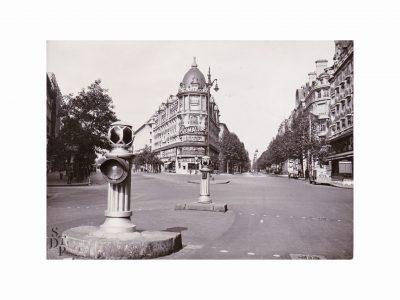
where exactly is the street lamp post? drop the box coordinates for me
[197,67,219,205]
[206,67,219,157]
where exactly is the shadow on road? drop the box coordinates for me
[163,226,188,233]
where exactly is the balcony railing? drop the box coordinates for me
[345,87,352,98]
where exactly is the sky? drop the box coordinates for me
[47,41,335,159]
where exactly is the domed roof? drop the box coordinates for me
[181,57,206,89]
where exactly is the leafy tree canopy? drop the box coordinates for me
[48,80,118,168]
[219,131,250,172]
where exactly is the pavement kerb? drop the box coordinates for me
[187,180,230,185]
[268,174,353,189]
[47,182,90,187]
[328,182,353,189]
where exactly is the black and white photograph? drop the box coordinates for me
[3,1,400,299]
[46,41,353,260]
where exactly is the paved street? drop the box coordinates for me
[47,171,353,259]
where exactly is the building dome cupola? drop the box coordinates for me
[180,57,206,91]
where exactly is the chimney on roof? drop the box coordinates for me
[308,72,317,86]
[315,59,328,77]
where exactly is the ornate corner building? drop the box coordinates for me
[145,58,221,174]
[326,41,354,179]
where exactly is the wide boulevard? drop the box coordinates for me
[47,171,353,259]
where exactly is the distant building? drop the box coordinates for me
[46,72,62,144]
[326,41,354,179]
[279,59,331,175]
[301,59,331,139]
[133,116,156,154]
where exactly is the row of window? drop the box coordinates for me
[331,115,353,133]
[331,98,352,116]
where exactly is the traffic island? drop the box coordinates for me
[61,121,183,259]
[175,156,228,213]
[63,226,182,259]
[187,180,230,184]
[175,202,228,212]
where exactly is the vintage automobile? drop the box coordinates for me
[309,162,331,184]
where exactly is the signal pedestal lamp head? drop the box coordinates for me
[198,155,212,204]
[99,121,135,233]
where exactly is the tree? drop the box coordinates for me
[48,80,118,179]
[133,145,163,172]
[219,131,250,173]
[257,109,331,175]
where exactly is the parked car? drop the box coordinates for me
[309,163,331,184]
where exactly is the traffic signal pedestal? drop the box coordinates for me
[175,156,228,213]
[62,121,182,259]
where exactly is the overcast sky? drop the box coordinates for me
[47,41,334,159]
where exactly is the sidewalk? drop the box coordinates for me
[47,170,106,186]
[329,180,353,189]
[268,173,353,189]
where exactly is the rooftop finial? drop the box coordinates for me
[192,56,197,68]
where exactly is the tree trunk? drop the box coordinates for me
[299,155,304,175]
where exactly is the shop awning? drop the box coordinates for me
[327,150,353,161]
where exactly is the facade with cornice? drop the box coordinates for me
[302,59,331,139]
[326,40,354,179]
[148,58,221,174]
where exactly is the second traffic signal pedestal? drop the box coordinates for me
[175,155,228,212]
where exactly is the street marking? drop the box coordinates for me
[263,214,267,217]
[67,207,71,209]
[301,216,307,219]
[273,254,280,258]
[77,206,80,209]
[185,244,203,250]
[250,213,255,216]
[276,215,280,218]
[337,220,341,222]
[290,254,327,260]
[86,207,90,209]
[219,250,229,253]
[289,216,293,218]
[247,252,255,256]
[260,219,264,224]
